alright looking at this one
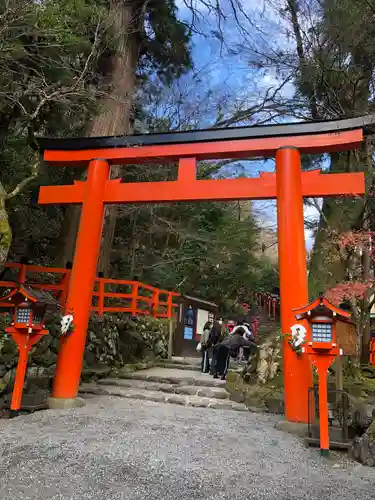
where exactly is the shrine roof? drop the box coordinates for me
[21,285,60,307]
[36,114,375,152]
[0,285,60,308]
[293,296,352,321]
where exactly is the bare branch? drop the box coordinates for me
[5,157,40,200]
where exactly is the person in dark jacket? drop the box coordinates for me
[209,318,225,375]
[212,332,257,380]
[200,320,212,373]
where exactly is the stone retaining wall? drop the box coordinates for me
[0,313,169,408]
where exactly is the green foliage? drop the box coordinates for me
[256,258,279,293]
[0,0,105,140]
[112,196,273,312]
[139,0,192,82]
[0,0,192,266]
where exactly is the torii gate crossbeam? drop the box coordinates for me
[37,116,369,422]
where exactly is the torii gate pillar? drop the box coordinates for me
[50,159,110,406]
[276,147,311,422]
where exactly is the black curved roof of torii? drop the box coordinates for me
[36,114,375,151]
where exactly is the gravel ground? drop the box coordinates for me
[0,396,375,500]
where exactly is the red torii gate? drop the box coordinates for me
[37,115,369,422]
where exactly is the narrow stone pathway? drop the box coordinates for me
[79,358,246,411]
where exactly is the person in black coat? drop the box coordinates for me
[212,333,257,380]
[200,320,212,373]
[208,318,225,375]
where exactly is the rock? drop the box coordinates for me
[84,350,97,367]
[0,377,7,394]
[3,368,16,386]
[31,349,57,367]
[45,364,57,377]
[27,366,46,379]
[154,339,166,357]
[30,335,51,357]
[351,401,375,433]
[256,335,281,384]
[351,419,375,466]
[49,336,61,354]
[265,394,285,415]
[229,391,245,404]
[0,338,18,368]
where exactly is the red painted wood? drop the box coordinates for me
[43,129,363,165]
[39,171,365,205]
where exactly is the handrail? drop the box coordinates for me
[249,291,280,321]
[0,263,179,319]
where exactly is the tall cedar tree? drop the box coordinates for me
[55,0,192,273]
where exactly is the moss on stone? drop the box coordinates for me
[226,371,284,412]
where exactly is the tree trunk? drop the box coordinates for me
[55,0,143,273]
[308,152,364,296]
[360,137,374,364]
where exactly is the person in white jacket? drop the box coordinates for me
[231,320,254,361]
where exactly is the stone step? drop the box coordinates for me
[155,362,201,371]
[169,357,201,366]
[79,383,247,411]
[97,378,229,399]
[114,368,227,388]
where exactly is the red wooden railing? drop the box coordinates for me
[251,291,280,321]
[0,263,180,319]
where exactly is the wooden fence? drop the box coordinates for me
[252,291,280,321]
[0,263,180,319]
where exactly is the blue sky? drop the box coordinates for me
[171,0,319,249]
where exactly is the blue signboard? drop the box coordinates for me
[183,326,193,340]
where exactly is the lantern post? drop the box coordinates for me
[293,296,351,455]
[3,286,59,415]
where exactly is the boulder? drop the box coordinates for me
[256,338,281,384]
[0,337,18,368]
[351,419,375,466]
[351,401,375,434]
[265,394,285,415]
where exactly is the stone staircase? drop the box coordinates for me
[79,357,247,412]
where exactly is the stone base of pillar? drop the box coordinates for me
[47,397,86,410]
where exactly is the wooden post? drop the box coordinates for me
[152,290,159,317]
[58,269,72,309]
[11,345,29,411]
[131,283,139,316]
[335,356,343,392]
[98,279,105,317]
[18,264,27,284]
[318,366,330,455]
[168,319,173,360]
[7,330,47,412]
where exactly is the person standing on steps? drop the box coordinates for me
[212,331,258,380]
[209,317,225,375]
[200,319,213,373]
